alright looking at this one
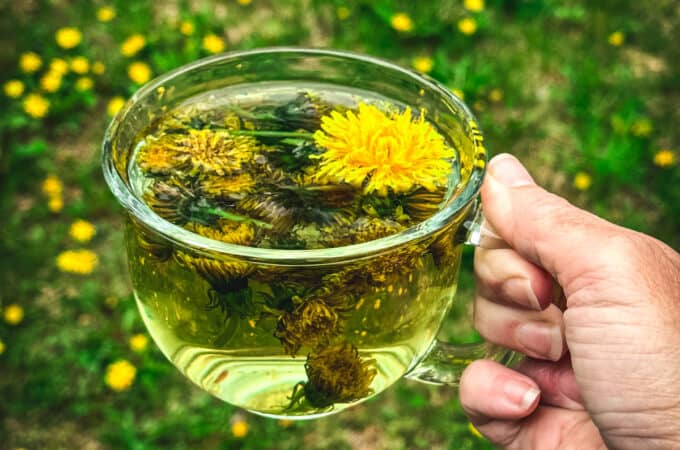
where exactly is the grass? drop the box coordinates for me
[0,0,678,449]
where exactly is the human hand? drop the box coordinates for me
[459,154,680,450]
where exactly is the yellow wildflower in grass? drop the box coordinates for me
[56,249,99,274]
[19,52,42,73]
[237,0,252,4]
[42,175,63,196]
[107,96,126,116]
[653,149,676,167]
[4,80,24,98]
[390,13,414,32]
[630,118,652,137]
[23,94,50,118]
[458,17,478,35]
[608,31,624,46]
[0,338,4,355]
[48,196,64,213]
[97,6,116,22]
[129,333,149,352]
[55,27,82,49]
[452,88,465,100]
[412,56,434,74]
[69,219,96,243]
[105,360,137,391]
[92,61,105,75]
[75,77,94,92]
[464,0,485,12]
[4,304,24,325]
[179,21,195,36]
[313,103,454,196]
[573,172,592,191]
[489,88,504,102]
[70,56,90,74]
[336,6,350,20]
[203,34,226,54]
[231,419,249,438]
[121,34,146,57]
[128,62,152,84]
[49,58,69,75]
[468,421,484,438]
[40,71,62,93]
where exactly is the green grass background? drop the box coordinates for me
[1,0,678,449]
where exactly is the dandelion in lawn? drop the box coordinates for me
[313,103,454,196]
[489,88,504,102]
[128,61,152,84]
[203,34,226,54]
[573,172,592,191]
[390,13,413,32]
[55,27,82,49]
[19,52,42,73]
[237,0,252,5]
[105,360,137,391]
[42,175,63,196]
[107,96,126,116]
[653,149,675,167]
[92,61,105,75]
[56,249,99,274]
[48,197,63,213]
[75,77,94,91]
[412,56,434,74]
[97,6,116,22]
[4,80,24,98]
[49,58,69,75]
[608,31,624,46]
[630,118,652,137]
[121,34,146,57]
[23,94,50,118]
[70,56,89,74]
[336,6,350,20]
[231,418,249,437]
[0,339,4,355]
[129,334,149,352]
[458,17,477,35]
[452,88,465,99]
[179,21,194,36]
[3,304,24,325]
[69,220,96,243]
[40,71,62,93]
[464,0,485,12]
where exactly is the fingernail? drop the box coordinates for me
[503,379,540,411]
[488,154,534,187]
[516,321,564,361]
[503,277,541,310]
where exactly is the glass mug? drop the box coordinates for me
[102,48,515,419]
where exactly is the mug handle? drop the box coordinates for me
[404,203,521,385]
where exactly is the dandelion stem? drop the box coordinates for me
[206,207,273,229]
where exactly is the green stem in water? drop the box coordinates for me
[206,207,273,230]
[225,104,279,121]
[229,130,314,139]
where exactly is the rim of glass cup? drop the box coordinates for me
[102,47,487,264]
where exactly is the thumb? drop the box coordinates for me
[481,154,618,291]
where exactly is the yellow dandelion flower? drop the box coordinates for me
[48,196,64,213]
[237,0,252,4]
[70,56,90,74]
[75,77,94,92]
[608,31,624,46]
[336,6,350,20]
[179,21,195,36]
[23,94,50,118]
[129,333,149,352]
[4,80,24,98]
[203,34,226,54]
[69,219,96,243]
[573,172,592,191]
[489,88,504,102]
[107,96,126,116]
[49,58,69,75]
[630,118,652,137]
[56,27,82,49]
[0,338,4,355]
[121,34,146,57]
[19,52,42,73]
[468,422,484,438]
[92,61,106,75]
[390,13,414,32]
[412,56,434,74]
[56,249,98,274]
[128,61,152,84]
[42,175,62,195]
[653,149,676,167]
[231,420,249,438]
[313,103,454,196]
[4,304,24,325]
[97,6,116,22]
[458,17,478,35]
[452,88,465,100]
[40,71,62,93]
[105,360,137,391]
[464,0,485,12]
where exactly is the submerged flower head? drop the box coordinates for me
[199,173,254,197]
[186,220,255,246]
[313,103,454,196]
[56,249,98,274]
[105,360,136,391]
[176,129,257,175]
[275,298,341,356]
[56,27,82,49]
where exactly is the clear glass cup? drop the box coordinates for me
[102,47,515,419]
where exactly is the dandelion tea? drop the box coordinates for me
[127,83,466,417]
